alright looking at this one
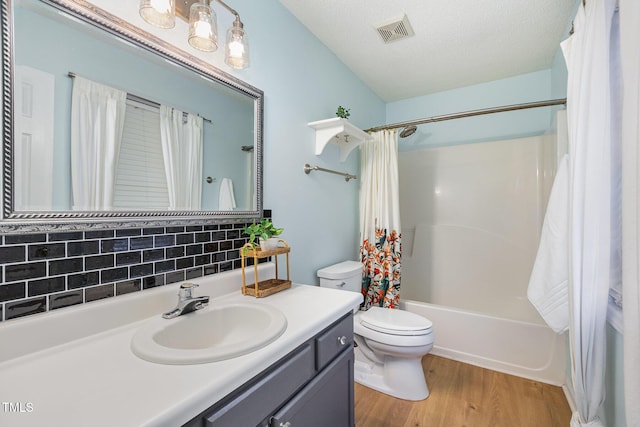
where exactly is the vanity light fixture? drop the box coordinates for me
[139,0,250,69]
[139,0,176,29]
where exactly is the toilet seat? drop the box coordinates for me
[360,307,433,336]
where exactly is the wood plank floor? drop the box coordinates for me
[354,355,571,427]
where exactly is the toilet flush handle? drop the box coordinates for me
[336,281,346,288]
[338,336,348,345]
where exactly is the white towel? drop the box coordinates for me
[527,154,569,333]
[218,178,236,211]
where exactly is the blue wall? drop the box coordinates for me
[211,0,386,285]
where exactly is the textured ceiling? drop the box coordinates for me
[279,0,577,102]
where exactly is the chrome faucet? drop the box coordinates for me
[162,283,210,319]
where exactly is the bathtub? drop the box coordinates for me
[401,299,567,386]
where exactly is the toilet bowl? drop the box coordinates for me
[317,261,434,401]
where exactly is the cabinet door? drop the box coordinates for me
[270,348,354,427]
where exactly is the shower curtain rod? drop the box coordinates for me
[364,98,567,133]
[67,72,212,124]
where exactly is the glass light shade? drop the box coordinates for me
[225,19,249,69]
[188,2,218,52]
[139,0,175,29]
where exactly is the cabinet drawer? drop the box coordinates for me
[204,343,315,427]
[315,313,353,371]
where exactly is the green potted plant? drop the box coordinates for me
[243,219,284,251]
[336,105,351,119]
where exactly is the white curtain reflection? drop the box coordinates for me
[70,76,126,210]
[159,106,203,210]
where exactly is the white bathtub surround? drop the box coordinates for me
[562,0,623,425]
[399,134,565,385]
[0,264,362,427]
[527,154,569,333]
[359,129,402,308]
[402,300,566,385]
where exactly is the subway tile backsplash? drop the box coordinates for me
[0,219,266,322]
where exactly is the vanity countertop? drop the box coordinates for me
[0,265,362,427]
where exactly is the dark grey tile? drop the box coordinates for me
[219,241,233,251]
[116,252,141,266]
[0,246,26,264]
[176,233,195,245]
[130,263,153,278]
[5,234,46,244]
[130,236,154,250]
[194,254,211,266]
[213,252,226,262]
[101,238,129,253]
[176,257,194,270]
[166,246,185,259]
[49,291,83,310]
[226,230,240,239]
[101,267,129,283]
[194,232,211,243]
[116,228,142,237]
[204,242,219,253]
[49,257,84,275]
[116,280,141,295]
[28,277,65,297]
[211,231,226,241]
[186,267,203,280]
[165,270,185,284]
[85,254,114,271]
[166,226,185,233]
[0,282,26,302]
[67,240,100,256]
[5,262,46,282]
[49,231,84,242]
[186,244,203,256]
[142,275,165,289]
[68,272,100,289]
[155,260,175,273]
[5,297,47,319]
[85,284,114,302]
[143,249,165,262]
[227,250,240,260]
[143,227,165,235]
[186,226,203,232]
[204,264,219,275]
[85,230,114,239]
[203,224,219,231]
[220,224,233,230]
[154,235,175,247]
[219,261,233,272]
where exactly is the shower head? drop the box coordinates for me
[399,126,417,138]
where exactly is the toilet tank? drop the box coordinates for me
[317,260,362,293]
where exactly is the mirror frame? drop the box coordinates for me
[0,0,263,233]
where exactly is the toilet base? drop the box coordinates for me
[354,346,429,401]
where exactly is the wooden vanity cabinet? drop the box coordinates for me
[183,312,355,427]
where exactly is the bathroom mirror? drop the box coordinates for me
[0,0,263,232]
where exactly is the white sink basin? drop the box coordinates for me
[131,302,287,365]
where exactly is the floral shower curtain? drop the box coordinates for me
[359,129,402,309]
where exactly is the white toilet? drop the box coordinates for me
[317,260,435,401]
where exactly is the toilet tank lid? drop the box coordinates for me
[317,260,363,279]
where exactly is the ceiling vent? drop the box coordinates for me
[375,15,415,44]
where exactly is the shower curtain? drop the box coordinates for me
[359,130,401,309]
[562,0,622,425]
[70,76,126,210]
[620,0,640,425]
[159,106,203,210]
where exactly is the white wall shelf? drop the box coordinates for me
[308,118,371,162]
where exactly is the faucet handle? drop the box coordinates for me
[179,282,198,299]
